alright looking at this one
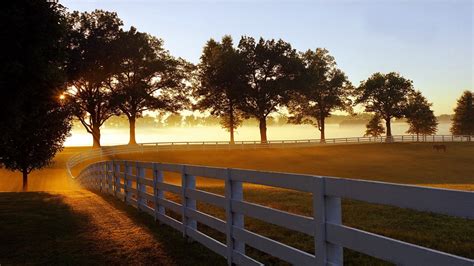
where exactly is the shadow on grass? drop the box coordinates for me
[0,192,226,265]
[95,192,226,266]
[0,192,104,264]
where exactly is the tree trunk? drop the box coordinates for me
[385,118,392,142]
[259,117,268,144]
[229,106,235,144]
[22,168,28,192]
[416,133,419,142]
[129,116,137,145]
[92,125,101,148]
[320,116,326,143]
[230,127,235,144]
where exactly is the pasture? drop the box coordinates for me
[103,142,474,264]
[0,142,473,264]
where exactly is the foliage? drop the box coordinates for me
[65,10,123,147]
[356,72,414,137]
[238,37,305,142]
[194,36,247,143]
[288,48,353,141]
[405,91,438,136]
[109,27,191,145]
[364,115,385,137]
[0,0,72,190]
[450,91,474,136]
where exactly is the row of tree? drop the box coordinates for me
[60,10,445,146]
[1,2,473,189]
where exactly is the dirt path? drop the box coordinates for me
[60,190,177,265]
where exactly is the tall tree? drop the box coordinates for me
[450,91,474,137]
[109,27,190,145]
[238,37,304,143]
[0,0,72,190]
[65,10,123,148]
[364,115,385,137]
[356,72,414,140]
[194,36,246,144]
[405,91,438,140]
[287,48,352,142]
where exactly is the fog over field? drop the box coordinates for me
[65,122,453,146]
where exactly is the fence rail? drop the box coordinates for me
[67,134,473,178]
[76,160,474,266]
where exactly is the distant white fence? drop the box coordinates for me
[66,134,473,178]
[76,160,474,266]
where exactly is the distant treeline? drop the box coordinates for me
[73,113,455,129]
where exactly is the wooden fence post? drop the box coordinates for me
[153,163,165,222]
[107,161,113,194]
[225,169,245,265]
[181,166,197,238]
[314,177,343,266]
[124,162,132,203]
[101,164,106,192]
[114,161,121,198]
[137,163,146,211]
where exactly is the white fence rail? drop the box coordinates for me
[67,134,473,178]
[76,161,474,266]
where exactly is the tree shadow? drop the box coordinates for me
[0,192,107,264]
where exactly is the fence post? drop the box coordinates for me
[153,163,165,222]
[123,162,131,203]
[181,166,196,239]
[225,169,245,265]
[137,163,146,211]
[102,164,107,192]
[107,162,113,194]
[113,161,120,198]
[314,177,343,266]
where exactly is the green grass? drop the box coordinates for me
[0,192,100,264]
[0,192,226,265]
[107,142,474,264]
[1,143,472,265]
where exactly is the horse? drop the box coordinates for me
[433,144,447,152]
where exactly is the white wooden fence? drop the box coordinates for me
[67,134,474,178]
[76,160,474,266]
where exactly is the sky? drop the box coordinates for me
[62,0,473,115]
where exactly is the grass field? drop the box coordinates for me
[0,192,226,265]
[1,142,473,265]
[107,142,473,265]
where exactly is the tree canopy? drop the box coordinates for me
[65,10,123,148]
[405,91,438,137]
[451,90,474,136]
[0,0,72,190]
[194,36,247,143]
[109,27,190,145]
[356,72,414,139]
[364,115,385,137]
[288,48,352,142]
[238,37,304,143]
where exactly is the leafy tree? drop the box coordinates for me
[238,37,304,143]
[109,27,190,145]
[288,48,353,142]
[405,91,438,140]
[194,36,247,144]
[0,0,72,190]
[364,115,385,137]
[450,91,474,137]
[165,113,183,127]
[65,10,123,148]
[356,72,414,140]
